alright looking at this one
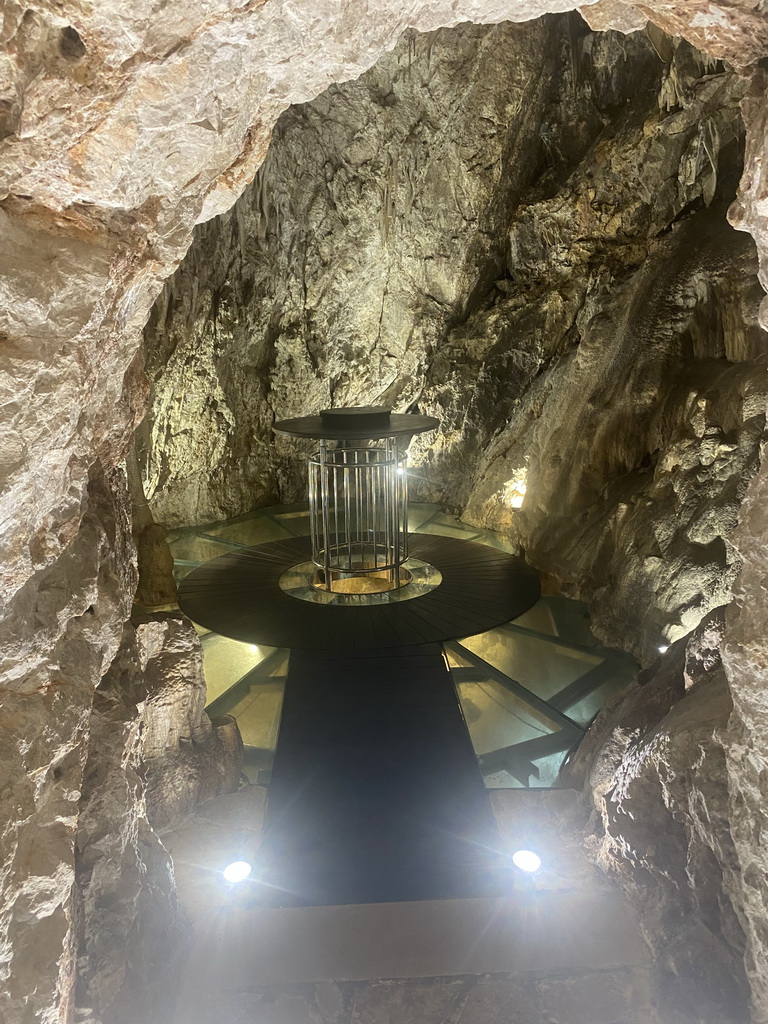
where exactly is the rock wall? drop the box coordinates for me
[567,613,751,1022]
[139,17,564,522]
[74,613,242,1024]
[1,2,768,1023]
[0,464,134,1024]
[721,439,768,1022]
[141,23,767,664]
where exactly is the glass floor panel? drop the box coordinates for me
[452,663,559,751]
[230,680,285,750]
[563,662,638,726]
[415,510,486,542]
[200,634,277,705]
[510,601,560,640]
[167,534,239,564]
[449,594,637,786]
[459,627,604,704]
[169,504,638,790]
[204,514,295,546]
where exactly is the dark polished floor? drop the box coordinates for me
[252,644,511,907]
[177,534,540,649]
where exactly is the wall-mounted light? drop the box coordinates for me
[501,469,527,510]
[658,644,669,654]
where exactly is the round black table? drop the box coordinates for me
[178,534,540,650]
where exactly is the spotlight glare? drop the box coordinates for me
[512,849,542,873]
[223,860,252,883]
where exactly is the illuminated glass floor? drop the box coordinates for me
[169,504,636,789]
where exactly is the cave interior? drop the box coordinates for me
[3,3,768,1024]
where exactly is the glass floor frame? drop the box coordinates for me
[169,504,637,788]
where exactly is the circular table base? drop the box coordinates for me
[178,534,540,650]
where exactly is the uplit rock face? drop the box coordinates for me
[0,465,134,1024]
[142,24,767,664]
[427,41,766,661]
[721,441,768,1021]
[140,17,563,523]
[74,612,242,1024]
[568,613,751,1022]
[459,197,767,660]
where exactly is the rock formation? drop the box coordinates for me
[141,22,766,666]
[565,613,750,1021]
[74,613,241,1023]
[1,2,768,1023]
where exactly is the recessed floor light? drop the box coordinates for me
[512,849,542,873]
[223,860,252,883]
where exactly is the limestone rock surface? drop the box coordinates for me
[142,23,767,662]
[0,465,134,1024]
[74,612,242,1024]
[720,439,768,1020]
[579,0,647,33]
[140,18,563,523]
[0,2,767,1023]
[569,612,751,1022]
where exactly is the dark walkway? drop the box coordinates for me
[253,645,509,907]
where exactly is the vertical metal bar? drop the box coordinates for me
[391,437,399,585]
[309,456,318,565]
[370,448,376,569]
[344,445,352,572]
[370,450,376,577]
[401,442,408,562]
[319,439,332,590]
[332,447,339,577]
[372,450,376,574]
[387,436,393,589]
[364,447,370,570]
[370,448,375,569]
[358,444,364,569]
[378,450,382,568]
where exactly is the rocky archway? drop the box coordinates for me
[2,3,768,1022]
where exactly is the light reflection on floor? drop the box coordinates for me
[169,504,636,788]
